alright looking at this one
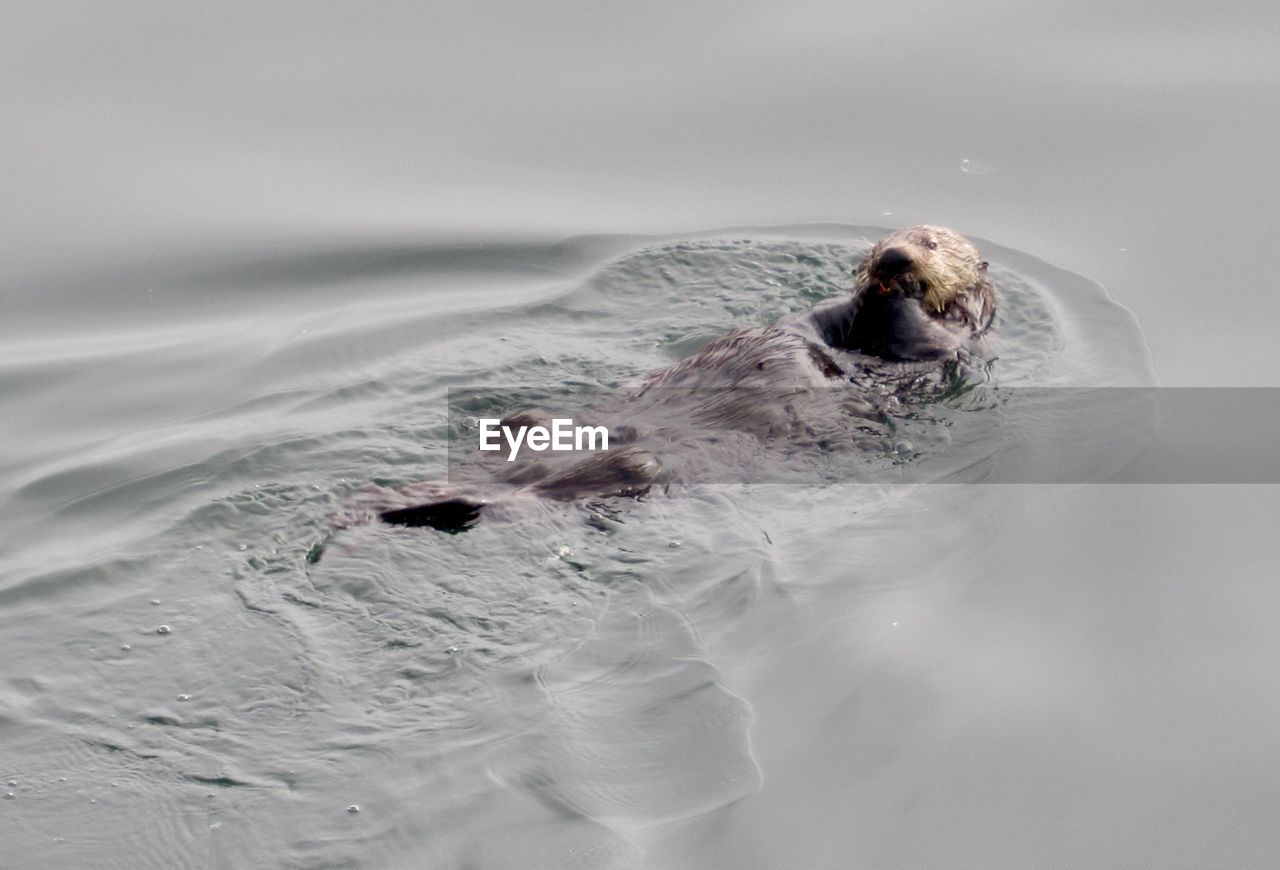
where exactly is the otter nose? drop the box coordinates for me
[874,246,914,277]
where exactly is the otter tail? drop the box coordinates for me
[376,448,662,534]
[379,497,485,533]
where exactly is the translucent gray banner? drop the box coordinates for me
[444,387,1280,486]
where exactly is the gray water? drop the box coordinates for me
[3,3,1280,869]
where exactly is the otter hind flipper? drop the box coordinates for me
[379,497,484,533]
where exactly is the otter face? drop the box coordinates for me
[848,225,995,359]
[855,226,992,322]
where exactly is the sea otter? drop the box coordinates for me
[632,224,993,394]
[347,226,994,533]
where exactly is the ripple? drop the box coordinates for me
[0,224,1157,866]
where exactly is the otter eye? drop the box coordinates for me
[924,239,938,250]
[980,260,989,270]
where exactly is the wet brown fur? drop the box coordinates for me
[338,226,996,536]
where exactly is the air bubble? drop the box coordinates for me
[156,625,171,635]
[959,157,998,176]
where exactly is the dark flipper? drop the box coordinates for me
[373,449,661,534]
[379,498,485,533]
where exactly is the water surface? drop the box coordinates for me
[4,3,1280,868]
[0,226,1168,868]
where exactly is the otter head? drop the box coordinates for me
[847,225,995,361]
